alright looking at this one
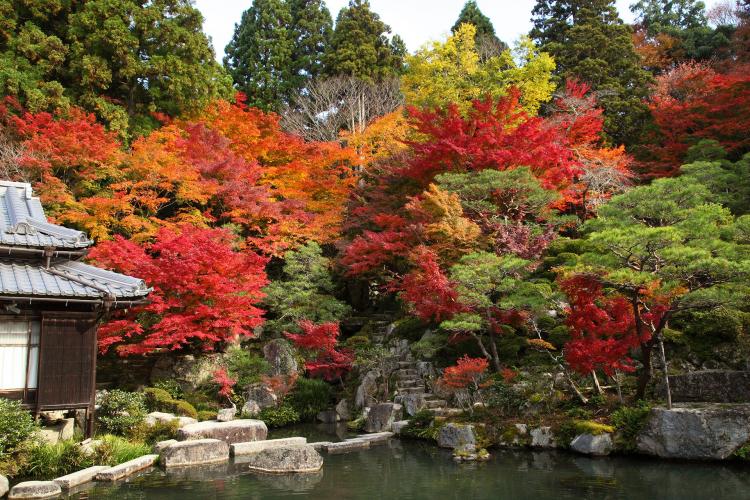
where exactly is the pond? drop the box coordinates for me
[70,423,750,500]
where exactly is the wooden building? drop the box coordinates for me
[0,181,149,432]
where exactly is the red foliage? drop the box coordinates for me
[213,368,237,398]
[441,355,490,389]
[560,276,644,376]
[90,225,268,355]
[340,214,416,277]
[285,321,353,381]
[400,247,462,322]
[644,63,750,177]
[405,90,581,190]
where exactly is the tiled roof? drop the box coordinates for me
[0,259,150,300]
[0,181,91,249]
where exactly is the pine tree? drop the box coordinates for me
[530,0,653,146]
[324,0,406,80]
[289,0,333,86]
[451,0,508,54]
[224,0,295,111]
[1,0,232,137]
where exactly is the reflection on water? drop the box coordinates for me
[71,423,750,500]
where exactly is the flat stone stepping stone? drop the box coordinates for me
[237,445,323,473]
[160,439,229,467]
[53,466,109,490]
[354,432,393,444]
[324,439,370,454]
[177,419,267,445]
[95,455,159,481]
[8,481,61,499]
[308,441,331,451]
[231,437,307,456]
[154,439,179,454]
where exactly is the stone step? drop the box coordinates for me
[397,387,425,395]
[54,466,110,490]
[431,408,464,418]
[425,399,447,409]
[96,455,159,481]
[8,481,61,499]
[324,439,370,454]
[353,432,394,445]
[231,437,307,456]
[394,369,418,378]
[160,439,229,468]
[397,361,414,368]
[396,379,421,388]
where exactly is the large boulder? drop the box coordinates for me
[177,419,268,445]
[216,408,237,422]
[241,400,261,418]
[530,426,557,448]
[144,412,197,428]
[397,393,426,417]
[8,481,61,499]
[263,339,298,377]
[160,439,230,467]
[151,354,224,393]
[37,418,74,445]
[355,370,380,409]
[437,423,477,451]
[1,475,8,498]
[659,371,750,403]
[245,383,278,410]
[335,399,351,421]
[570,433,613,456]
[237,445,323,473]
[636,403,750,460]
[364,403,402,433]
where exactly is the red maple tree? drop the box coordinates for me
[89,225,268,355]
[285,321,354,381]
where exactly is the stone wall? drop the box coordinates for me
[660,371,750,403]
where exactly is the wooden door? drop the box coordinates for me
[37,315,97,409]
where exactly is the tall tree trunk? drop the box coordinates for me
[657,334,672,409]
[488,330,502,373]
[635,340,653,400]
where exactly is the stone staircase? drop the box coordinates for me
[392,360,462,418]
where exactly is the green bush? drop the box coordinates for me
[22,440,94,479]
[129,420,179,444]
[152,379,184,400]
[287,378,332,421]
[484,380,525,416]
[94,435,152,465]
[258,405,300,428]
[142,387,198,419]
[197,410,218,421]
[0,398,38,456]
[225,347,270,387]
[97,390,147,436]
[611,402,652,452]
[401,410,438,441]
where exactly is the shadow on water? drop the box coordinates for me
[71,423,750,500]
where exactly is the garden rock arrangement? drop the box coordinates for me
[53,466,110,490]
[176,419,268,444]
[0,475,8,498]
[437,423,477,451]
[95,454,159,481]
[160,439,230,467]
[144,411,197,428]
[235,445,323,473]
[570,433,613,456]
[364,403,402,433]
[636,403,750,460]
[231,437,307,456]
[661,371,750,404]
[8,481,61,499]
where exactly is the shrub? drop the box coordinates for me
[484,380,525,416]
[129,420,179,444]
[197,410,218,421]
[142,387,198,419]
[287,378,332,421]
[258,405,300,428]
[94,435,152,465]
[97,390,147,436]
[346,414,365,431]
[225,347,270,387]
[0,398,38,456]
[401,410,439,441]
[152,379,184,400]
[611,402,652,452]
[22,440,94,479]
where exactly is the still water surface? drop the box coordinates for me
[71,424,749,500]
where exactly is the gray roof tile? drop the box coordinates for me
[0,259,150,299]
[0,181,91,249]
